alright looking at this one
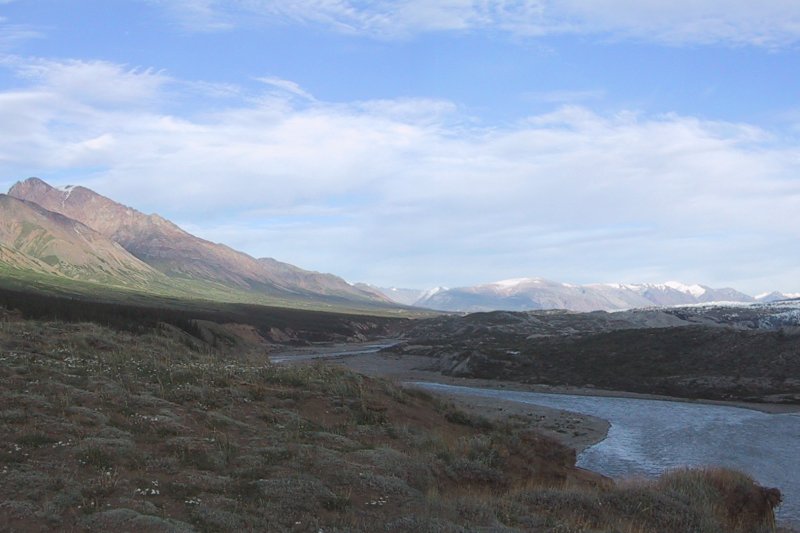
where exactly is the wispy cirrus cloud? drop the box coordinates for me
[153,0,800,47]
[257,77,317,102]
[1,1,42,48]
[1,56,800,291]
[0,18,42,49]
[5,57,170,105]
[149,0,235,32]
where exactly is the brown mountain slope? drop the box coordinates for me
[0,194,164,288]
[0,241,58,274]
[257,257,391,302]
[9,178,384,302]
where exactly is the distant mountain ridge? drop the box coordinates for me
[377,277,780,313]
[755,291,800,303]
[3,177,391,307]
[4,177,791,314]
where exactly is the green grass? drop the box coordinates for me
[0,262,430,318]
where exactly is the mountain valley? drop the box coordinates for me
[0,178,797,531]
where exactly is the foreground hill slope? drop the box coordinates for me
[0,306,783,532]
[8,178,386,304]
[0,194,165,290]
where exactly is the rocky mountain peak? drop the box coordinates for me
[9,177,54,195]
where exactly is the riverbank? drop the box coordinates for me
[330,350,800,414]
[329,350,800,531]
[271,343,799,453]
[327,351,612,453]
[272,344,609,453]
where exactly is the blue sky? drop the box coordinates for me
[1,1,800,293]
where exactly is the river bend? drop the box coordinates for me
[412,382,800,526]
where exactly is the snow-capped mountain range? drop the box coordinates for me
[376,278,798,313]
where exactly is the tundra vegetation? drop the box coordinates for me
[0,300,785,532]
[392,308,800,405]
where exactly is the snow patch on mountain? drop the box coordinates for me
[663,281,707,297]
[419,286,448,300]
[57,184,75,205]
[491,277,542,289]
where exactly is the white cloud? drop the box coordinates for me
[0,20,42,49]
[257,77,317,101]
[7,57,170,105]
[154,0,800,47]
[553,0,800,46]
[150,0,235,31]
[1,57,800,292]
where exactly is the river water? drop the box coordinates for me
[269,342,397,364]
[412,382,800,526]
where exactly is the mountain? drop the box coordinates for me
[0,241,57,273]
[368,286,429,306]
[0,194,164,289]
[756,291,800,303]
[6,178,389,306]
[256,258,390,302]
[397,277,756,313]
[596,281,755,307]
[353,283,399,303]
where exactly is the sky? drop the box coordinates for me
[1,1,799,294]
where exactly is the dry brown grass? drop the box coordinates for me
[507,467,781,533]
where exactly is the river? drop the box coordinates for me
[269,341,398,363]
[271,343,800,525]
[412,382,800,526]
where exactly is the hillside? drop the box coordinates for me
[0,195,166,290]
